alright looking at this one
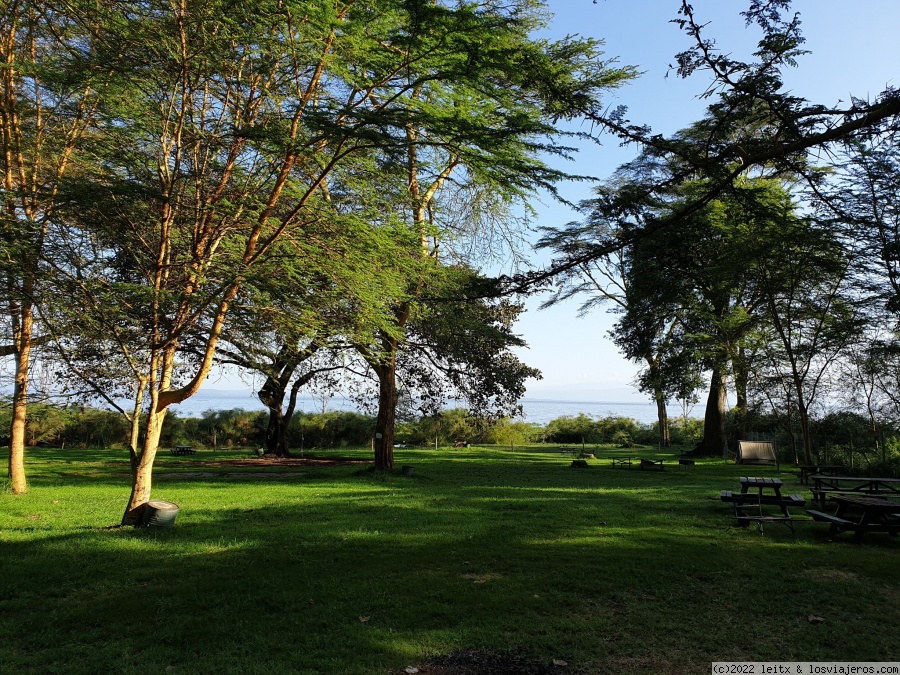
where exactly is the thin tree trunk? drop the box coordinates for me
[797,402,814,466]
[128,382,146,475]
[7,321,31,494]
[733,346,749,413]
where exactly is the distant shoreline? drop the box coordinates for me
[168,391,696,425]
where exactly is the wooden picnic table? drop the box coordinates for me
[171,445,195,456]
[809,474,900,508]
[798,464,843,484]
[807,494,900,544]
[720,476,805,533]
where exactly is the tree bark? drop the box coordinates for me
[697,365,727,456]
[121,405,166,526]
[264,405,290,457]
[654,392,671,447]
[7,318,31,494]
[372,354,398,471]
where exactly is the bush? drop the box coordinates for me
[482,418,542,446]
[410,409,480,447]
[544,414,600,444]
[597,416,646,444]
[669,417,704,446]
[289,411,375,449]
[73,408,129,448]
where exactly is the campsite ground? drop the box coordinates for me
[1,444,898,674]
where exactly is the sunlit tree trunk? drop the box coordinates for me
[121,404,166,526]
[7,308,32,493]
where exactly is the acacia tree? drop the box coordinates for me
[537,178,703,447]
[746,205,861,464]
[0,0,107,493]
[71,0,528,524]
[516,1,900,300]
[211,232,407,457]
[336,1,634,470]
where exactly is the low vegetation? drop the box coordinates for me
[2,444,898,674]
[8,401,899,477]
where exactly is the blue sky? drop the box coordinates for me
[513,0,900,402]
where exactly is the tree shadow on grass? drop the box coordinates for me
[2,472,899,674]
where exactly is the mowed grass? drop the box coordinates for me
[1,445,898,674]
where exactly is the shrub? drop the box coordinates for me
[669,417,704,446]
[597,416,643,444]
[544,414,600,444]
[411,409,480,447]
[483,418,542,446]
[289,411,375,449]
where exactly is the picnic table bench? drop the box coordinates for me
[558,446,579,456]
[639,458,664,471]
[611,457,633,469]
[678,449,695,468]
[807,494,900,544]
[170,445,195,456]
[810,474,900,508]
[798,464,842,485]
[720,477,804,533]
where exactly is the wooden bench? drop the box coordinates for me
[805,510,854,528]
[722,488,804,533]
[798,465,843,485]
[558,446,579,456]
[639,458,664,471]
[611,457,633,469]
[170,445,195,456]
[809,474,900,507]
[721,491,805,507]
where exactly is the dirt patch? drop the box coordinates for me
[155,471,309,480]
[157,456,372,469]
[461,572,503,584]
[410,650,568,675]
[812,568,859,582]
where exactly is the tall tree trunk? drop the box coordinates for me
[654,390,671,447]
[797,399,814,466]
[731,347,749,447]
[697,366,727,456]
[733,346,749,414]
[7,315,31,494]
[373,355,398,471]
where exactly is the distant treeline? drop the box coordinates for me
[0,401,694,450]
[4,401,899,475]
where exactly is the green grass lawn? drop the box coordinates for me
[2,445,898,674]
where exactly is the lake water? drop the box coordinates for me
[171,390,695,426]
